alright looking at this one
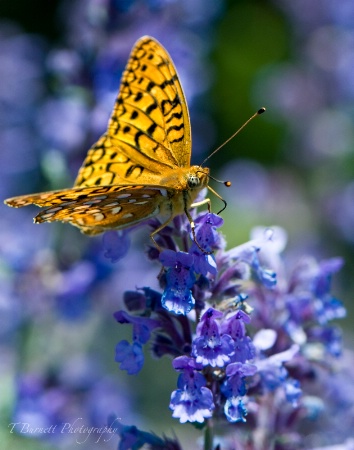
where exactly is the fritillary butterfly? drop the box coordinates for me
[4,36,214,249]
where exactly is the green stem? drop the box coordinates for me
[204,419,214,450]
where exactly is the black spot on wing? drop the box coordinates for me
[125,164,144,178]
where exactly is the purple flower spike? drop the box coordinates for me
[169,370,215,423]
[192,308,234,367]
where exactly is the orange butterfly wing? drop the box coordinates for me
[75,36,192,188]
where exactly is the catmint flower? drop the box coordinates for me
[192,307,234,367]
[169,356,215,423]
[222,362,258,398]
[189,213,224,275]
[114,341,144,375]
[224,397,248,423]
[221,362,257,423]
[240,246,277,287]
[160,250,196,315]
[221,310,256,363]
[308,325,343,357]
[102,230,130,262]
[256,345,301,403]
[114,311,160,374]
[226,229,277,288]
[284,379,302,407]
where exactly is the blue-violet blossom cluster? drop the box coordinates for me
[111,208,346,449]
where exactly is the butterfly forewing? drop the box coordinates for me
[75,36,192,188]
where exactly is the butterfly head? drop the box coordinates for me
[188,166,209,190]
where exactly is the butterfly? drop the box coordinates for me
[4,36,219,250]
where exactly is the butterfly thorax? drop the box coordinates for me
[158,165,209,217]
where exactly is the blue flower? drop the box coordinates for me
[113,311,160,344]
[256,345,302,403]
[55,260,96,320]
[169,364,214,423]
[115,341,144,375]
[315,296,346,325]
[160,251,196,315]
[192,308,234,367]
[221,362,257,423]
[191,213,224,250]
[222,362,258,399]
[224,397,248,423]
[226,232,277,288]
[314,258,344,298]
[189,213,224,275]
[308,325,343,357]
[220,310,256,363]
[114,311,160,374]
[240,246,277,287]
[102,230,130,263]
[284,379,302,407]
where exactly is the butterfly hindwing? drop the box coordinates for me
[75,36,192,188]
[6,185,170,234]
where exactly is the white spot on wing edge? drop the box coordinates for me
[116,193,131,199]
[93,212,105,222]
[111,206,122,215]
[41,212,55,219]
[105,202,119,207]
[159,189,168,197]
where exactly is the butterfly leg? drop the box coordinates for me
[190,198,211,213]
[150,215,174,251]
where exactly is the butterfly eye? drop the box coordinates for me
[187,175,200,188]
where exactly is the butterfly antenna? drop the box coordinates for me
[200,107,266,167]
